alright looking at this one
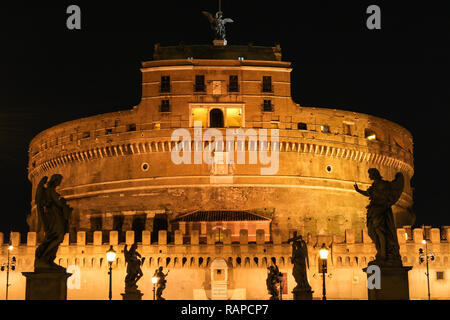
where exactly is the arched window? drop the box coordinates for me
[210,109,224,128]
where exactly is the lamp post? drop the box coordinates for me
[151,276,158,300]
[419,239,434,300]
[1,245,15,300]
[106,245,116,301]
[319,243,329,301]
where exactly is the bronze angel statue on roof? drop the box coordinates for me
[202,11,233,41]
[354,168,404,266]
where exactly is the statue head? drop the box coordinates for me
[215,11,223,19]
[159,266,163,272]
[368,168,382,181]
[130,243,137,252]
[48,174,63,188]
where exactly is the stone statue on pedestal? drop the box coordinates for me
[124,243,145,293]
[154,266,169,300]
[34,174,72,272]
[266,264,282,300]
[354,168,404,266]
[288,232,313,299]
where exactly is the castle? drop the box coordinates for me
[0,43,448,299]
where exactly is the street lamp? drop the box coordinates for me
[1,245,15,300]
[151,276,158,300]
[319,243,329,301]
[419,239,435,300]
[106,245,116,301]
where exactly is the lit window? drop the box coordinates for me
[153,123,160,130]
[321,125,330,133]
[192,108,208,128]
[271,121,279,129]
[226,108,242,128]
[365,129,377,140]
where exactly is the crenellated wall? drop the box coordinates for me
[1,226,449,300]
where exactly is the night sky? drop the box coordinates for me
[0,2,448,240]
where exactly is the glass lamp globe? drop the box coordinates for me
[319,243,329,260]
[106,245,116,263]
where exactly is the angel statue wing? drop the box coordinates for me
[202,11,215,24]
[222,18,234,24]
[35,176,48,232]
[388,172,404,206]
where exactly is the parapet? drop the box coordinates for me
[1,226,449,248]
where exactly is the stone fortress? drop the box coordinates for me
[1,43,449,299]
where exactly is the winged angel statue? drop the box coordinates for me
[34,174,72,272]
[354,168,404,266]
[202,11,233,41]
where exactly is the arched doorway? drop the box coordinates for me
[210,109,224,128]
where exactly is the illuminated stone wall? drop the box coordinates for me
[1,227,449,300]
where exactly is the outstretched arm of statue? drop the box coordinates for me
[354,183,369,197]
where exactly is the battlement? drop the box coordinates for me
[2,227,449,248]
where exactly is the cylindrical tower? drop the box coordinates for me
[27,44,414,242]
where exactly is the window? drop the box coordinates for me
[343,123,352,135]
[437,271,444,280]
[105,128,113,135]
[160,99,170,112]
[263,100,273,112]
[160,76,170,93]
[262,76,273,92]
[297,122,307,130]
[270,121,279,129]
[153,123,161,130]
[321,125,330,133]
[82,131,90,139]
[229,75,239,92]
[195,75,205,92]
[365,128,377,140]
[126,123,136,132]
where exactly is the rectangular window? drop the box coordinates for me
[321,125,330,133]
[229,75,239,92]
[263,100,273,112]
[343,123,352,135]
[82,131,90,139]
[191,108,208,128]
[262,76,273,92]
[297,122,307,130]
[160,76,170,93]
[105,128,113,135]
[126,123,136,132]
[437,271,444,280]
[226,108,242,128]
[160,99,170,112]
[195,75,205,92]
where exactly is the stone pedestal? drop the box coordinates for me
[363,265,412,300]
[292,287,313,300]
[22,272,72,300]
[121,290,144,300]
[213,39,227,46]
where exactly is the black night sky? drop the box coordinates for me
[0,1,448,240]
